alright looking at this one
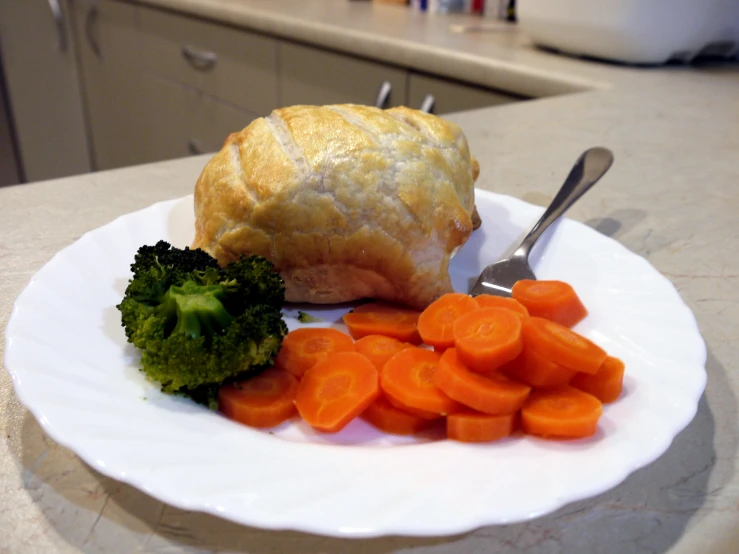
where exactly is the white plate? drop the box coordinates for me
[4,190,706,538]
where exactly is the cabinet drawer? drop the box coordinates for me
[139,7,278,115]
[279,42,407,107]
[408,72,525,114]
[143,75,258,162]
[74,0,140,69]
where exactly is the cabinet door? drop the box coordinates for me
[143,75,258,162]
[73,0,152,170]
[0,0,91,181]
[279,42,407,108]
[408,72,525,115]
[139,6,278,115]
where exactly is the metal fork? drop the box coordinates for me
[469,147,614,298]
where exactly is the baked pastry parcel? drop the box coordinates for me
[192,104,480,309]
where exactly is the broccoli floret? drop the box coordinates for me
[117,241,287,408]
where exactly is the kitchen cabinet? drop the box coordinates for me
[73,0,152,170]
[0,0,91,181]
[408,72,525,114]
[279,42,407,108]
[2,0,530,180]
[143,75,258,162]
[138,7,279,115]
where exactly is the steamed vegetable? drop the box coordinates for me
[117,240,288,408]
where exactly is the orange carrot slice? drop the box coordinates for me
[385,394,442,420]
[452,307,524,373]
[343,303,422,344]
[354,334,414,372]
[447,411,518,443]
[218,368,299,428]
[521,317,607,374]
[473,294,530,317]
[570,355,625,403]
[512,279,588,327]
[521,386,603,439]
[294,351,379,433]
[417,293,479,349]
[504,346,578,388]
[362,394,434,435]
[274,327,355,379]
[433,348,531,415]
[380,347,463,417]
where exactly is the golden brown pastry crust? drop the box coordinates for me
[192,104,477,309]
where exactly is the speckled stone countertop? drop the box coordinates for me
[1,1,738,552]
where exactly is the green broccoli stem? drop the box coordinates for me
[158,280,234,339]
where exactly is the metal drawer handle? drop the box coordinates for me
[181,45,218,70]
[188,139,204,155]
[47,0,67,52]
[420,94,435,114]
[85,5,101,58]
[374,80,392,109]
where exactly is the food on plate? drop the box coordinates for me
[452,307,524,373]
[218,368,299,428]
[274,327,356,379]
[295,351,380,433]
[191,104,479,309]
[385,394,441,420]
[218,283,624,443]
[297,311,324,323]
[343,302,422,344]
[521,317,607,375]
[433,348,531,415]
[520,387,603,439]
[354,334,414,371]
[117,241,287,408]
[473,294,530,316]
[380,347,464,417]
[503,346,578,388]
[511,279,588,327]
[416,292,479,349]
[570,356,626,403]
[361,394,434,436]
[446,411,518,443]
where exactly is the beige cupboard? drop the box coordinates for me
[4,0,529,176]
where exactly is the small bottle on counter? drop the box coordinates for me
[411,0,468,12]
[484,0,516,20]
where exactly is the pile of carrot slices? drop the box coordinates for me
[218,279,625,443]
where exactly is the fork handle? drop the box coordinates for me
[514,147,614,259]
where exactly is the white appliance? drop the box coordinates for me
[517,0,739,65]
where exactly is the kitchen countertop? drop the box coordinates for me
[2,1,738,552]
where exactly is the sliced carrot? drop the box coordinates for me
[417,293,479,349]
[521,317,607,375]
[274,327,355,379]
[521,386,603,439]
[343,303,422,344]
[361,394,434,435]
[512,279,588,327]
[381,347,463,417]
[294,351,379,433]
[218,368,299,428]
[447,411,518,443]
[433,348,531,415]
[473,295,530,317]
[503,346,578,388]
[452,307,524,373]
[570,355,625,403]
[385,394,443,420]
[354,334,414,372]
